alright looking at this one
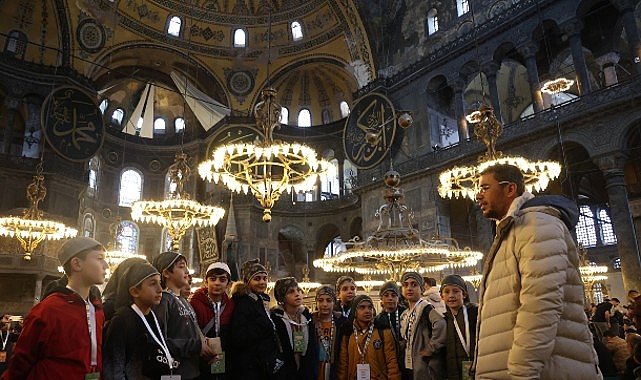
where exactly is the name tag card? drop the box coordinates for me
[356,363,370,380]
[85,373,99,380]
[293,331,305,353]
[211,352,226,374]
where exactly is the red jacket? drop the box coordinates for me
[189,287,234,331]
[1,287,104,380]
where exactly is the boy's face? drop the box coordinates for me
[381,290,399,312]
[206,272,230,298]
[249,273,268,294]
[164,258,190,289]
[339,281,356,304]
[402,278,422,302]
[355,300,374,325]
[75,249,108,285]
[316,294,335,315]
[441,285,466,310]
[284,287,303,308]
[131,274,163,307]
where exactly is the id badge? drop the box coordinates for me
[84,373,100,380]
[0,351,6,363]
[461,360,473,380]
[404,348,413,369]
[356,363,370,380]
[292,330,305,352]
[208,336,222,354]
[160,376,181,380]
[210,351,226,374]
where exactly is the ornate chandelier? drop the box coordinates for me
[198,88,332,222]
[0,164,77,260]
[577,244,607,304]
[438,105,561,200]
[314,170,483,281]
[132,152,225,251]
[541,78,575,94]
[462,267,483,290]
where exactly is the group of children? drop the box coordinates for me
[0,236,478,380]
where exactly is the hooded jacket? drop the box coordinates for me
[230,282,283,380]
[473,192,602,380]
[1,282,104,380]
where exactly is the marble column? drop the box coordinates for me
[452,78,468,141]
[561,19,591,95]
[595,154,641,292]
[613,0,641,74]
[483,62,503,123]
[595,52,620,87]
[517,42,543,113]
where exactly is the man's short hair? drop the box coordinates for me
[479,164,525,195]
[603,330,618,338]
[612,298,620,304]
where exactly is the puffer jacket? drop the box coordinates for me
[473,192,602,380]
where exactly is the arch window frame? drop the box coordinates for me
[291,21,304,41]
[167,16,183,37]
[116,220,140,254]
[154,117,166,134]
[427,9,439,35]
[99,99,109,114]
[297,108,311,127]
[456,0,470,17]
[175,117,185,133]
[118,168,143,207]
[339,101,350,118]
[4,30,27,59]
[112,108,125,126]
[280,107,289,124]
[233,28,247,47]
[576,204,617,248]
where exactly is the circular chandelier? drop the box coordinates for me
[577,244,608,284]
[198,88,332,222]
[132,152,225,251]
[314,170,483,281]
[438,105,561,200]
[541,77,575,94]
[0,164,77,260]
[461,267,483,290]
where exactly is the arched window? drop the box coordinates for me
[4,31,27,59]
[343,159,358,193]
[456,0,470,16]
[167,16,182,37]
[576,205,617,248]
[112,108,125,126]
[427,9,439,35]
[88,156,100,192]
[116,221,139,253]
[576,205,597,247]
[154,118,166,134]
[340,101,350,118]
[164,168,180,199]
[82,213,95,238]
[324,237,346,258]
[297,109,311,127]
[119,168,143,207]
[99,99,109,114]
[320,158,339,200]
[175,117,185,133]
[233,28,246,47]
[291,21,303,41]
[598,209,617,245]
[321,109,332,124]
[280,107,289,124]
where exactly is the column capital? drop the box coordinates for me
[560,18,584,37]
[595,52,621,67]
[517,41,539,58]
[481,61,501,78]
[594,152,628,173]
[3,96,22,110]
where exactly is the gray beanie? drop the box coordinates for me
[152,251,186,273]
[349,294,374,320]
[440,274,468,293]
[114,260,160,309]
[57,237,104,265]
[335,276,355,290]
[274,277,298,304]
[401,271,425,291]
[379,281,399,297]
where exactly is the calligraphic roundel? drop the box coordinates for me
[343,93,396,169]
[42,86,105,162]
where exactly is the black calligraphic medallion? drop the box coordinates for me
[42,87,105,162]
[343,93,396,169]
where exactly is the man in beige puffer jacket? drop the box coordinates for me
[472,164,602,380]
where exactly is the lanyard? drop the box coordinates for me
[387,309,400,341]
[1,330,9,351]
[209,300,224,337]
[353,322,374,364]
[452,305,470,356]
[131,304,176,370]
[66,286,97,367]
[317,316,334,360]
[403,299,423,341]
